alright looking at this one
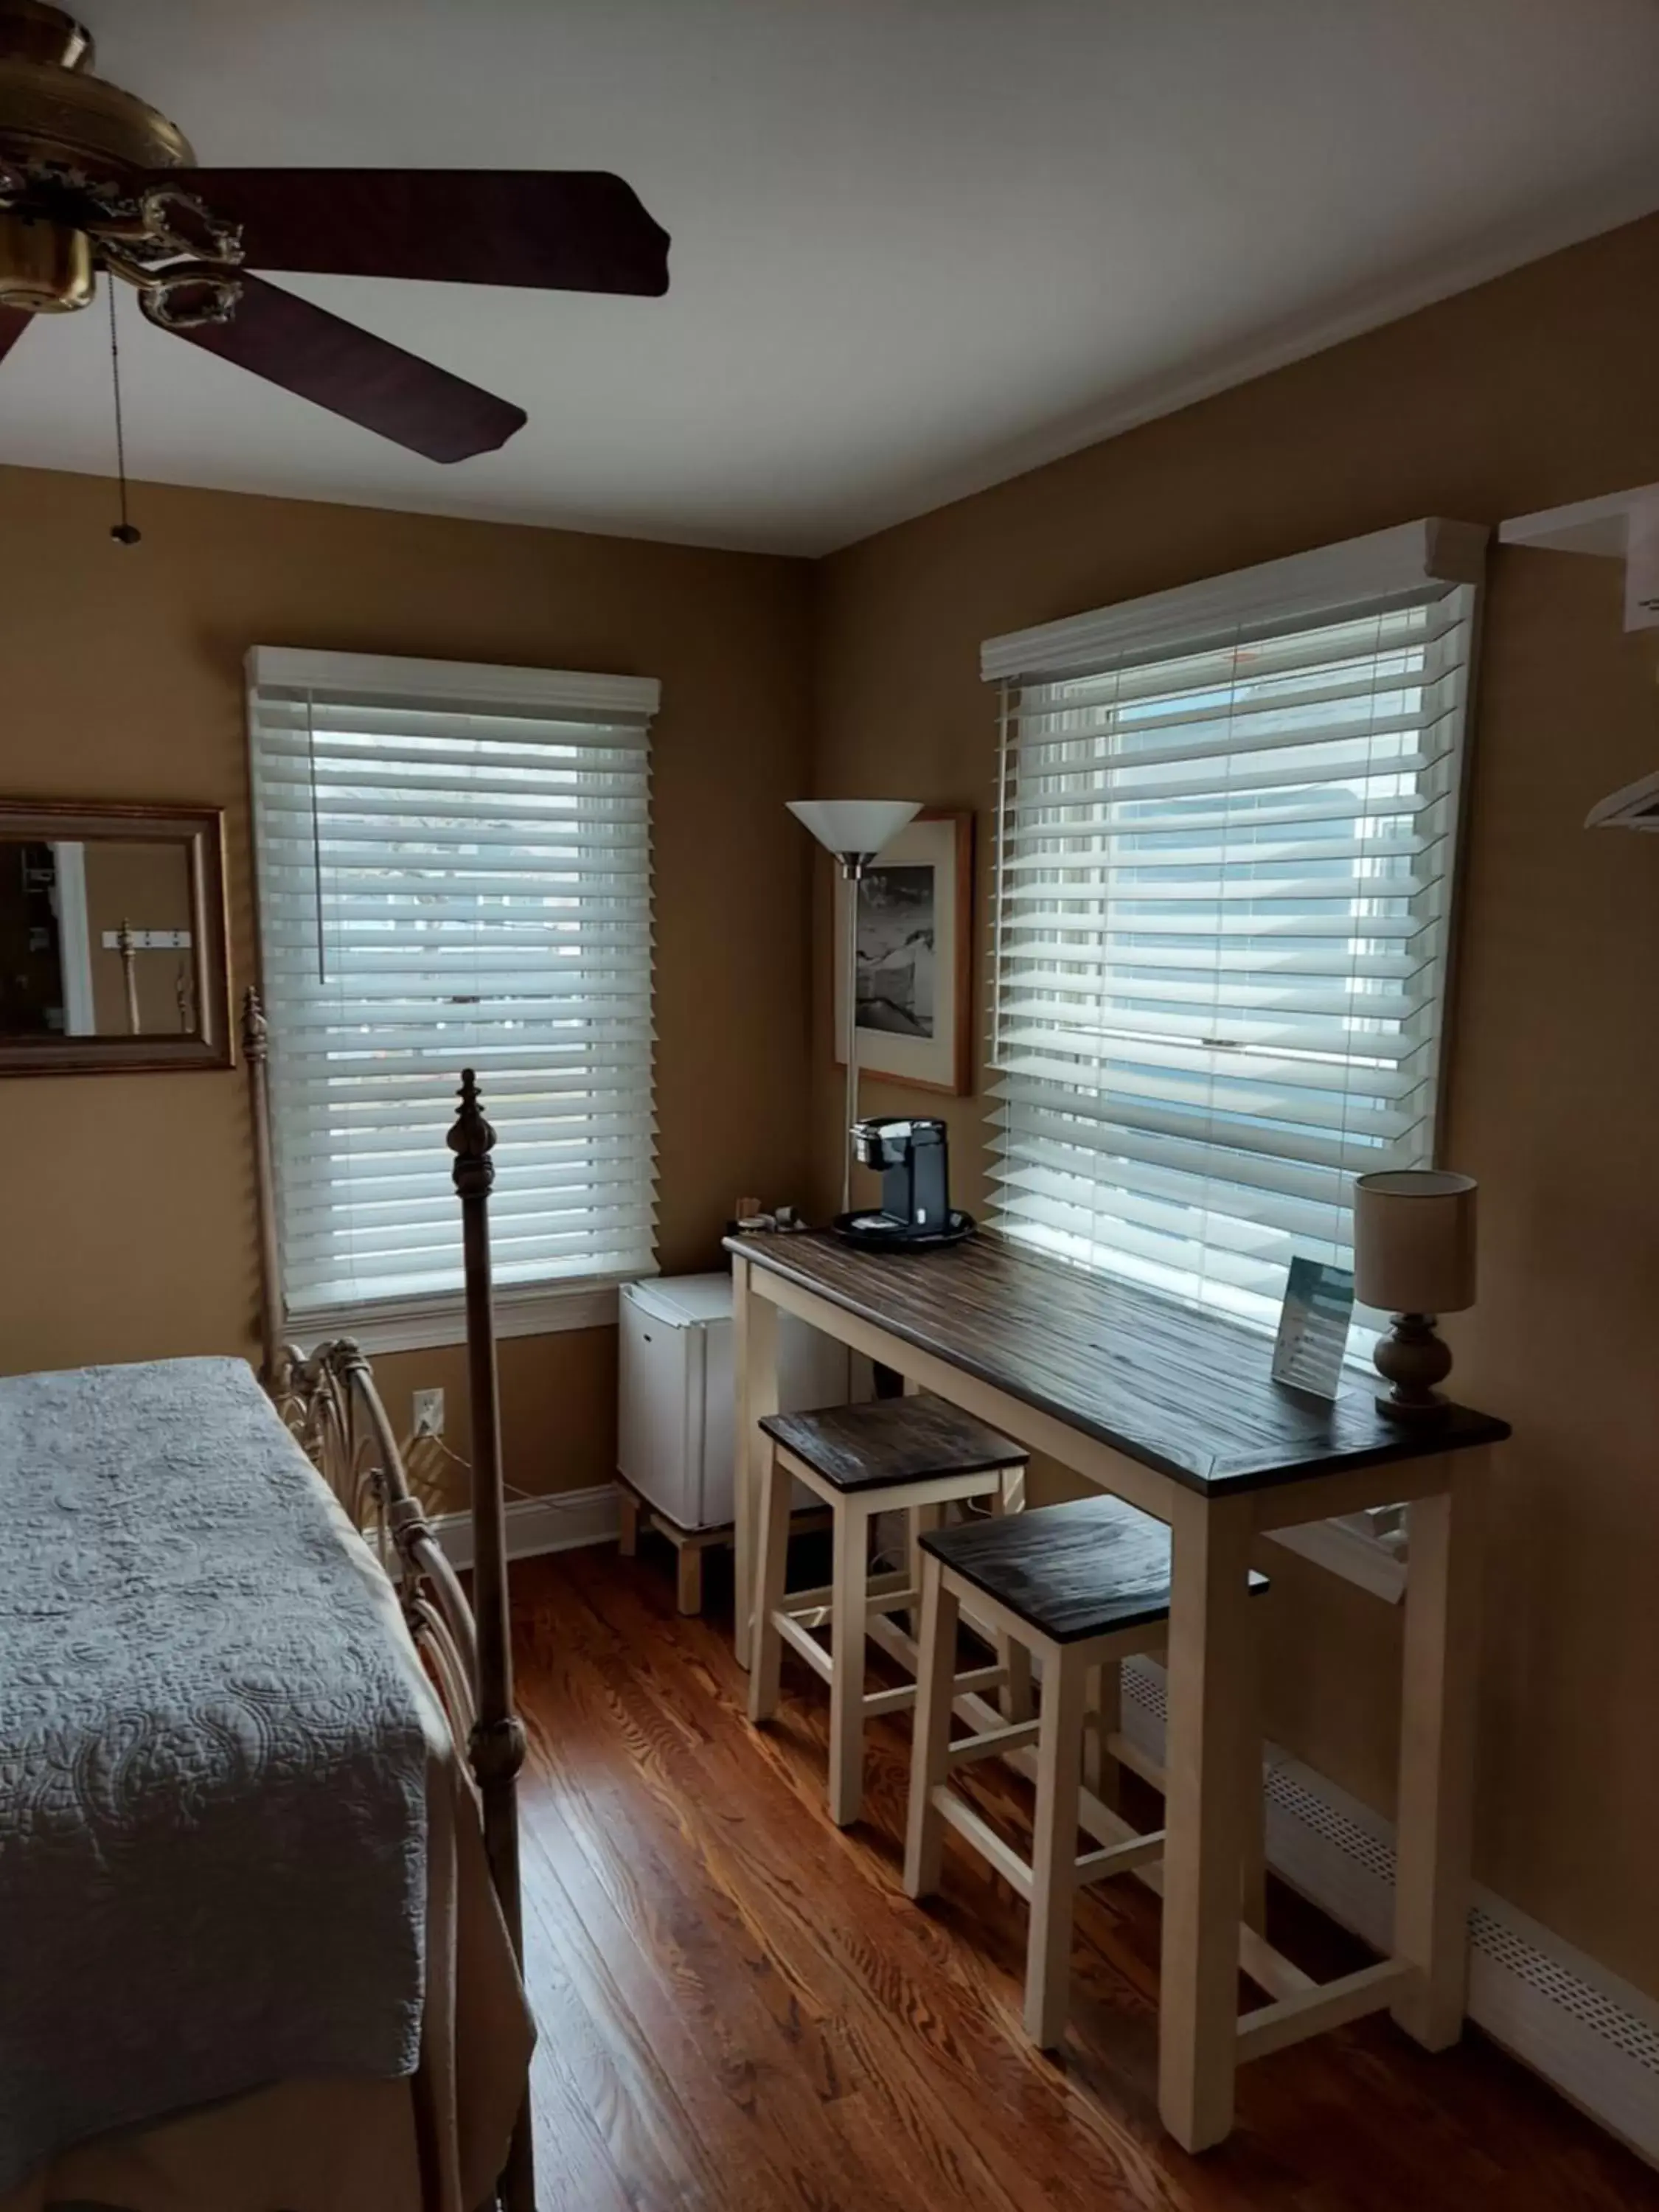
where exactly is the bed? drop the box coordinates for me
[0,992,536,2212]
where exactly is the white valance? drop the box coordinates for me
[247,646,660,728]
[981,518,1489,685]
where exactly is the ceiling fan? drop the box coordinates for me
[0,0,670,462]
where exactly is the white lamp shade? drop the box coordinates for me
[1354,1169,1478,1315]
[787,798,921,860]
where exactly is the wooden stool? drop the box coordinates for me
[904,1492,1269,2049]
[748,1395,1028,1827]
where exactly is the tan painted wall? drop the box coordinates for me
[0,467,814,1503]
[378,1329,618,1519]
[809,212,1659,1999]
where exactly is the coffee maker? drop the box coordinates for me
[835,1116,974,1251]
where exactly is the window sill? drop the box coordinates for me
[288,1276,645,1357]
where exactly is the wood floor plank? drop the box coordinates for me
[520,1818,857,2212]
[510,1548,1658,2212]
[550,1552,1205,2210]
[518,1885,692,2212]
[519,1602,954,2210]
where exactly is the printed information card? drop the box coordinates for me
[1270,1257,1356,1401]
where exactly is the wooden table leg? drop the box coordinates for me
[1391,1454,1486,2049]
[731,1257,779,1670]
[1238,1624,1267,1936]
[1158,1487,1257,2154]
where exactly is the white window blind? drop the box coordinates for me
[983,521,1486,1332]
[248,647,658,1322]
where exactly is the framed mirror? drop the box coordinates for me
[0,801,232,1075]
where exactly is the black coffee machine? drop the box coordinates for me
[833,1116,975,1251]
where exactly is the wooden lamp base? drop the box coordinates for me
[1373,1312,1453,1422]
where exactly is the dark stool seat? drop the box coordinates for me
[761,1394,1027,1493]
[922,1492,1269,1644]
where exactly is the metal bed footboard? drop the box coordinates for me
[272,1336,482,1757]
[243,988,533,2212]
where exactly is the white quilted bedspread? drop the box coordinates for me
[0,1357,433,2194]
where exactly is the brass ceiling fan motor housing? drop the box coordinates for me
[0,0,195,313]
[0,207,90,306]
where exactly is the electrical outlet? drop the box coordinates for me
[411,1387,445,1439]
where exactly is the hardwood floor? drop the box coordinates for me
[512,1543,1655,2212]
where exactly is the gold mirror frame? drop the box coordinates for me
[0,799,232,1075]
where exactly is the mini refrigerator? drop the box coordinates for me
[618,1271,849,1531]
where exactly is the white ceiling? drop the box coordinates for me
[4,0,1659,555]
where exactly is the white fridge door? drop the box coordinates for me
[698,1307,849,1527]
[617,1284,698,1526]
[619,1272,855,1533]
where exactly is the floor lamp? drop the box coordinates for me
[787,799,921,1215]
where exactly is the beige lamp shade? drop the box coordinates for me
[1353,1169,1478,1315]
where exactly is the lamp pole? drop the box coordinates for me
[785,799,922,1223]
[840,854,866,1217]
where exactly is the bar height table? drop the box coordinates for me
[726,1228,1508,2152]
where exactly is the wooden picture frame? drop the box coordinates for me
[833,809,973,1096]
[0,800,232,1076]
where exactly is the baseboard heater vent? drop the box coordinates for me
[1119,1657,1659,2166]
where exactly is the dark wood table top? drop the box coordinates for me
[726,1228,1508,1498]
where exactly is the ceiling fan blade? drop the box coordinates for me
[153,170,670,297]
[0,307,32,366]
[162,274,525,462]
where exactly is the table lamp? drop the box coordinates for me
[1354,1169,1478,1422]
[787,798,922,1214]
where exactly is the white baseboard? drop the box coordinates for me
[433,1484,619,1571]
[1119,1657,1659,2168]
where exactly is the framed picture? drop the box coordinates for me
[833,810,973,1096]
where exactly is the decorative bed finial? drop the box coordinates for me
[240,984,268,1062]
[448,1068,496,1197]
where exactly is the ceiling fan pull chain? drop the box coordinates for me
[107,281,141,547]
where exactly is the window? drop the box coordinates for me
[983,521,1486,1334]
[248,648,658,1336]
